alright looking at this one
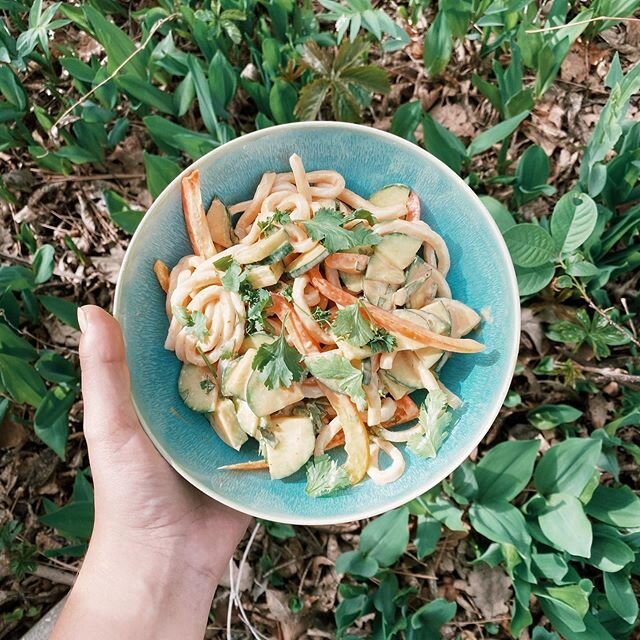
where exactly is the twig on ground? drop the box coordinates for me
[526,16,640,33]
[31,564,76,586]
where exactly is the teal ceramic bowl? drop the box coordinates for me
[114,122,519,525]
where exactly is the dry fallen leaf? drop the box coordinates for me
[466,564,512,618]
[521,308,544,354]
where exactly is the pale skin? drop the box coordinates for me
[51,306,251,640]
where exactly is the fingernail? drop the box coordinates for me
[77,306,88,333]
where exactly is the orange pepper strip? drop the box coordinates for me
[406,192,421,222]
[310,274,484,354]
[324,252,369,274]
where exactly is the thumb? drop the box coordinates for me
[78,305,142,454]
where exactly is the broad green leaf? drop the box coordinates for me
[341,65,390,94]
[258,519,295,539]
[504,223,556,267]
[34,385,75,459]
[38,295,79,329]
[32,244,54,284]
[531,552,568,583]
[537,583,590,633]
[0,265,35,291]
[422,112,466,174]
[410,598,456,634]
[589,526,635,572]
[538,493,592,557]
[425,496,466,531]
[117,74,175,115]
[534,438,602,497]
[0,323,37,360]
[415,516,441,558]
[208,50,237,113]
[143,152,181,200]
[143,115,217,160]
[515,145,552,203]
[359,506,409,566]
[527,404,583,430]
[550,191,598,253]
[474,439,539,503]
[467,111,529,157]
[469,501,531,554]
[103,190,145,234]
[35,351,77,384]
[390,100,422,142]
[335,549,379,577]
[603,571,638,624]
[0,354,46,407]
[269,79,298,125]
[514,263,556,296]
[479,195,516,232]
[585,485,640,528]
[294,78,330,121]
[39,501,94,541]
[186,54,220,138]
[424,11,452,76]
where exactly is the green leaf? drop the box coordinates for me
[186,54,220,139]
[515,145,552,204]
[34,385,75,459]
[143,152,181,200]
[407,389,452,459]
[585,485,640,528]
[269,78,298,125]
[538,493,592,557]
[425,496,466,531]
[603,571,638,624]
[208,50,237,113]
[258,519,295,540]
[341,65,390,94]
[303,208,380,253]
[253,331,304,390]
[467,111,529,157]
[531,552,568,583]
[550,191,598,254]
[479,195,516,233]
[117,74,175,115]
[537,583,590,633]
[304,352,366,411]
[0,354,46,407]
[332,303,375,347]
[83,6,146,79]
[0,324,37,360]
[31,244,55,284]
[422,112,466,174]
[503,223,556,267]
[390,101,422,143]
[415,516,441,558]
[38,295,79,329]
[0,265,35,291]
[35,351,77,384]
[527,404,583,430]
[143,115,217,160]
[424,11,452,76]
[469,501,531,554]
[475,439,539,503]
[39,501,94,541]
[534,437,602,497]
[589,526,635,572]
[103,190,145,234]
[359,507,409,566]
[335,549,379,577]
[305,454,350,498]
[410,598,456,634]
[294,78,330,121]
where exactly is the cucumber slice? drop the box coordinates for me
[369,184,411,208]
[178,363,217,413]
[434,298,481,337]
[365,252,405,285]
[235,228,289,264]
[336,339,373,361]
[287,244,329,278]
[363,278,397,309]
[258,242,293,265]
[264,415,315,479]
[379,370,411,400]
[340,271,364,293]
[375,233,423,271]
[416,301,452,335]
[362,358,372,385]
[208,398,248,450]
[234,398,260,437]
[240,332,276,353]
[207,197,236,248]
[221,349,256,400]
[414,347,443,370]
[245,369,305,417]
[405,256,437,309]
[386,351,421,389]
[246,262,284,288]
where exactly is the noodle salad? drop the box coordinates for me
[153,154,484,497]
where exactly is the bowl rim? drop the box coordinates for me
[113,120,520,525]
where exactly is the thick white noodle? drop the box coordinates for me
[367,438,406,484]
[339,188,407,221]
[293,275,334,344]
[314,417,341,456]
[235,172,276,239]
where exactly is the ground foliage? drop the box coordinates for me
[0,0,639,638]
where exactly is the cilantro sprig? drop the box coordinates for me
[331,301,396,353]
[304,352,367,410]
[303,208,380,253]
[258,209,291,237]
[214,256,247,293]
[407,389,452,458]
[242,286,271,335]
[311,306,332,329]
[305,454,351,498]
[173,305,210,342]
[252,322,305,389]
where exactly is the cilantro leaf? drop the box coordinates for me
[252,330,304,390]
[304,352,367,411]
[214,257,246,293]
[346,208,376,225]
[368,327,396,353]
[258,209,291,237]
[241,286,272,335]
[332,303,374,347]
[311,306,332,329]
[303,208,380,253]
[172,305,210,342]
[281,284,293,302]
[305,454,351,497]
[213,255,234,271]
[407,389,452,458]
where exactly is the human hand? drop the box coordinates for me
[52,306,251,639]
